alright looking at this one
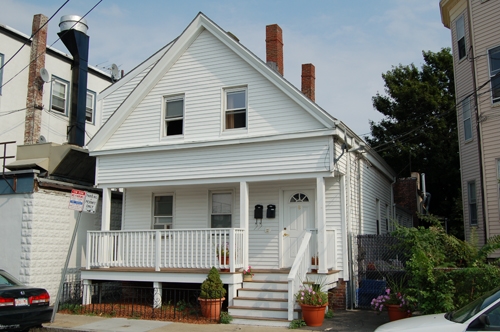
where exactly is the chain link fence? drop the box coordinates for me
[355,234,409,308]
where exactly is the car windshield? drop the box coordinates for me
[449,287,500,323]
[0,270,23,287]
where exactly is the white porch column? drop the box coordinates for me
[82,279,92,305]
[153,282,162,309]
[101,187,111,231]
[240,181,249,269]
[316,177,328,273]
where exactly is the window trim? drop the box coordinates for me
[462,97,472,141]
[209,190,234,228]
[223,86,248,132]
[86,90,96,124]
[487,45,500,104]
[50,76,70,115]
[456,15,466,60]
[162,94,184,137]
[152,193,175,230]
[468,181,478,226]
[0,53,4,95]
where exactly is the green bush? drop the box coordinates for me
[200,267,227,299]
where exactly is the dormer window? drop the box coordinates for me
[164,95,184,136]
[225,88,247,130]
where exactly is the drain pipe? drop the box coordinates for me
[58,15,89,147]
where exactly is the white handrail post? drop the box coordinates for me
[155,230,161,271]
[229,228,235,273]
[86,231,91,269]
[316,177,328,273]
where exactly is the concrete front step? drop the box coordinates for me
[233,296,288,309]
[228,305,299,320]
[231,316,291,328]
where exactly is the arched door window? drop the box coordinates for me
[289,193,309,203]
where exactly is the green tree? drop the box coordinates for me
[368,48,462,237]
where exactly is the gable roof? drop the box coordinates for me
[87,12,338,152]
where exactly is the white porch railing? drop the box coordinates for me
[86,228,245,272]
[287,231,312,321]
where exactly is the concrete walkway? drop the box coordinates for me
[44,310,389,332]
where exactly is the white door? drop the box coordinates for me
[282,190,315,267]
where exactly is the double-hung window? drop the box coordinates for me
[164,95,184,136]
[86,90,96,124]
[211,192,232,228]
[0,53,4,95]
[468,181,478,226]
[153,195,173,229]
[51,77,69,114]
[456,15,466,60]
[225,88,246,130]
[462,97,472,141]
[488,46,500,103]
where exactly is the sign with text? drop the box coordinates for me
[68,190,99,214]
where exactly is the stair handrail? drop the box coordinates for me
[287,231,312,321]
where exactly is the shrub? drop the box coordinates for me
[200,267,227,299]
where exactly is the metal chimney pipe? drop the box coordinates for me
[58,15,89,147]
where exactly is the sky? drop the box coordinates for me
[0,0,451,136]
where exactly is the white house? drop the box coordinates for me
[84,13,406,326]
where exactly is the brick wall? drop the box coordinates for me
[329,278,346,310]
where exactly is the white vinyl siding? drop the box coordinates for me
[0,53,4,95]
[488,45,500,103]
[96,136,330,186]
[101,30,324,150]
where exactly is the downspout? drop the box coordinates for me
[466,0,488,242]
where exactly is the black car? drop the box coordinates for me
[0,269,53,331]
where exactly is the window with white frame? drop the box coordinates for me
[224,88,246,130]
[462,97,472,141]
[468,181,478,226]
[164,95,184,136]
[50,77,69,114]
[488,46,500,103]
[456,15,466,60]
[86,90,96,123]
[0,53,4,95]
[211,192,232,228]
[153,195,173,229]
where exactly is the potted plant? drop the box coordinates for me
[198,267,227,320]
[295,283,328,327]
[242,266,253,281]
[371,288,414,321]
[217,243,230,272]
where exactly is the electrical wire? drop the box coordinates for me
[0,0,103,90]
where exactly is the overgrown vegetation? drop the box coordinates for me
[220,311,233,324]
[289,319,306,329]
[393,215,500,314]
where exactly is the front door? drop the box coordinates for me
[282,190,315,267]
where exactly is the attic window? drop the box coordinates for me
[225,88,246,130]
[164,95,184,136]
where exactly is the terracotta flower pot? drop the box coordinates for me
[386,304,411,321]
[243,274,252,281]
[219,256,229,272]
[198,297,225,320]
[300,304,327,327]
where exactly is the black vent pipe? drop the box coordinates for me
[58,15,89,147]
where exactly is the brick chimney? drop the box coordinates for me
[24,14,48,145]
[301,63,315,102]
[266,24,283,76]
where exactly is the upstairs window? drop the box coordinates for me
[153,195,173,229]
[462,97,472,141]
[86,90,96,124]
[468,181,478,226]
[225,88,246,130]
[50,77,69,114]
[164,95,184,136]
[0,53,4,95]
[456,16,466,60]
[488,46,500,103]
[211,192,232,228]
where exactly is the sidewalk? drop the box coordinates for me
[44,310,389,332]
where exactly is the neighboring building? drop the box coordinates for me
[440,0,500,249]
[0,14,117,301]
[83,13,411,325]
